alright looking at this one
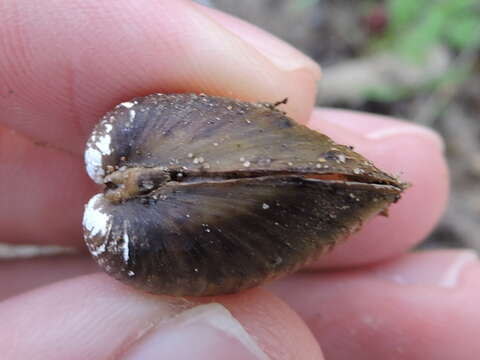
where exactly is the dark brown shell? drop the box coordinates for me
[83,93,405,296]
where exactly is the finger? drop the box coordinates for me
[0,0,319,246]
[0,274,323,360]
[307,108,449,268]
[269,250,480,360]
[0,254,97,301]
[0,0,319,153]
[0,126,95,245]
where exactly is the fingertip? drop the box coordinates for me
[307,108,449,267]
[1,0,322,249]
[0,274,323,360]
[1,0,318,153]
[211,288,324,360]
[190,1,320,125]
[192,2,321,77]
[310,108,445,152]
[269,250,480,360]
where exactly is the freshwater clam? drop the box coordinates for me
[83,93,405,296]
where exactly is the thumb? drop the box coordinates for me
[0,273,324,360]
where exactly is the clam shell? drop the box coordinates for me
[83,93,405,296]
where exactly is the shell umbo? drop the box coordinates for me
[83,93,405,296]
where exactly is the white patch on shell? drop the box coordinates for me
[84,126,114,184]
[85,145,105,184]
[122,221,130,263]
[129,109,136,122]
[82,194,111,256]
[91,242,106,257]
[95,133,112,156]
[120,101,135,109]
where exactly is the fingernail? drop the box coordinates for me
[191,2,321,76]
[372,250,479,288]
[365,125,445,153]
[318,109,445,152]
[123,303,269,360]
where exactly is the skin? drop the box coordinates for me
[0,0,478,359]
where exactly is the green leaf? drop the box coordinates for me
[362,85,410,102]
[445,18,480,49]
[387,0,425,31]
[393,6,446,61]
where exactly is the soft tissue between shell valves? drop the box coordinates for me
[82,93,406,297]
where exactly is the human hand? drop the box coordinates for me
[1,1,477,359]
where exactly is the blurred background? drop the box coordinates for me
[200,0,480,251]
